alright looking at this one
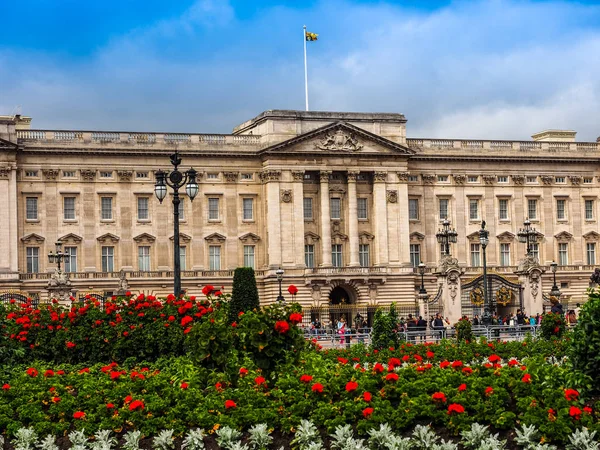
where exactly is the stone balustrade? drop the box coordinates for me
[406,138,599,154]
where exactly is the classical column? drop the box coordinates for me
[261,169,282,268]
[291,170,306,268]
[0,165,18,274]
[347,170,360,266]
[319,170,332,267]
[372,171,389,266]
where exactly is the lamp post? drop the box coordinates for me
[550,261,561,297]
[436,219,458,256]
[275,267,285,302]
[479,221,492,325]
[48,241,67,271]
[517,218,538,257]
[418,262,429,327]
[154,151,199,298]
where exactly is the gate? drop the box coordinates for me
[0,291,39,306]
[78,291,107,308]
[461,273,523,319]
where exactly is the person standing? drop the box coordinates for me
[337,317,346,345]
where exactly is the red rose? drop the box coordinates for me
[289,312,303,324]
[373,363,384,373]
[225,400,237,409]
[180,316,193,327]
[385,373,399,382]
[26,367,38,377]
[447,403,465,415]
[311,383,324,393]
[362,407,374,418]
[440,361,450,369]
[73,411,86,420]
[508,359,519,367]
[458,383,467,391]
[364,392,372,402]
[166,294,176,301]
[462,367,473,375]
[451,361,463,369]
[129,400,144,411]
[488,354,501,364]
[300,374,313,383]
[485,386,494,396]
[565,389,579,401]
[426,350,435,359]
[2,384,9,391]
[522,374,531,383]
[202,285,214,296]
[346,381,359,392]
[287,285,298,295]
[110,371,123,380]
[66,341,76,349]
[106,403,115,409]
[239,367,248,376]
[432,392,447,403]
[254,376,266,386]
[569,406,582,420]
[180,382,189,389]
[274,320,290,334]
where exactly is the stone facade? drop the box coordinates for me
[0,111,598,316]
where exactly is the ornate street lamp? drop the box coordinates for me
[418,262,427,296]
[154,151,199,298]
[517,218,539,257]
[275,267,285,302]
[48,241,67,271]
[436,219,458,256]
[479,221,492,325]
[550,261,561,297]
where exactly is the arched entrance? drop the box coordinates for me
[328,285,364,330]
[329,286,352,305]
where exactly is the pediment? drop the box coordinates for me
[0,138,17,150]
[259,122,414,156]
[97,233,120,243]
[359,231,375,244]
[466,231,480,242]
[58,233,83,244]
[21,233,45,244]
[555,231,573,242]
[133,233,156,243]
[583,231,600,241]
[239,232,261,243]
[496,231,515,242]
[169,233,192,243]
[410,232,425,241]
[204,232,226,243]
[304,231,320,244]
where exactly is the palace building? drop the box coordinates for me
[0,110,597,323]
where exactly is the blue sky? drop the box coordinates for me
[2,0,600,140]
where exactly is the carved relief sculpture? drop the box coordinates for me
[0,167,10,180]
[223,171,239,183]
[117,170,133,182]
[42,169,60,180]
[397,172,410,183]
[373,171,388,183]
[319,170,332,182]
[569,175,582,186]
[346,170,360,182]
[447,271,459,305]
[530,271,540,300]
[511,175,525,185]
[386,190,398,203]
[280,189,292,203]
[291,170,305,181]
[452,174,466,185]
[259,169,282,183]
[315,128,363,152]
[540,175,554,186]
[80,169,96,181]
[422,174,436,184]
[482,175,496,185]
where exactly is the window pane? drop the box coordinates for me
[138,246,150,271]
[409,199,419,220]
[357,198,368,220]
[208,198,219,220]
[527,199,537,220]
[587,243,596,265]
[332,244,343,267]
[585,200,594,220]
[330,198,341,220]
[137,197,149,220]
[101,197,113,220]
[500,243,510,266]
[209,246,221,270]
[409,244,420,268]
[303,198,313,220]
[242,198,254,221]
[178,201,184,220]
[470,243,480,267]
[26,247,39,273]
[179,246,186,271]
[64,247,77,273]
[469,199,478,220]
[556,200,566,220]
[530,243,539,262]
[304,244,314,268]
[63,197,75,220]
[26,197,38,220]
[359,244,369,267]
[499,199,508,220]
[243,245,255,269]
[102,246,114,272]
[559,243,568,265]
[439,199,448,219]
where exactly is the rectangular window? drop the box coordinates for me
[359,244,370,267]
[304,244,315,268]
[497,176,508,183]
[470,243,481,267]
[556,199,566,220]
[357,198,368,220]
[242,198,254,221]
[136,172,149,179]
[26,247,39,273]
[499,199,508,220]
[100,171,112,178]
[558,243,568,266]
[437,175,449,182]
[587,243,596,265]
[137,197,149,220]
[530,243,539,262]
[64,247,77,273]
[332,244,343,267]
[26,197,38,220]
[243,245,255,269]
[101,197,113,220]
[330,198,341,220]
[303,198,313,220]
[409,244,420,268]
[469,199,479,220]
[25,170,38,177]
[408,175,419,182]
[138,246,150,271]
[500,243,511,266]
[207,173,219,179]
[241,173,253,180]
[62,170,76,178]
[208,198,220,220]
[439,198,449,220]
[63,197,76,220]
[584,177,594,184]
[555,177,566,184]
[467,175,478,183]
[527,199,537,220]
[101,246,114,272]
[526,176,537,183]
[409,199,419,220]
[178,201,184,221]
[585,199,594,220]
[209,245,221,270]
[180,246,187,271]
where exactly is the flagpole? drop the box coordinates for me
[303,25,309,111]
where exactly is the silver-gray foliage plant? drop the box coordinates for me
[291,420,323,450]
[248,424,273,450]
[91,430,117,450]
[181,429,205,450]
[215,426,243,450]
[566,429,600,450]
[37,435,59,450]
[411,424,439,449]
[68,430,89,450]
[13,428,39,450]
[461,423,491,449]
[153,430,175,450]
[122,431,142,450]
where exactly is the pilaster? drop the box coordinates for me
[319,170,332,267]
[372,171,389,266]
[291,170,306,268]
[262,170,282,268]
[347,170,360,266]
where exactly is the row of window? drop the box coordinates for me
[24,170,256,181]
[409,175,594,184]
[407,198,598,222]
[25,197,256,222]
[304,244,371,268]
[303,197,369,220]
[407,242,597,267]
[25,244,258,273]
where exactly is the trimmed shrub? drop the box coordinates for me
[455,318,473,342]
[228,267,260,323]
[570,289,600,392]
[370,304,400,350]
